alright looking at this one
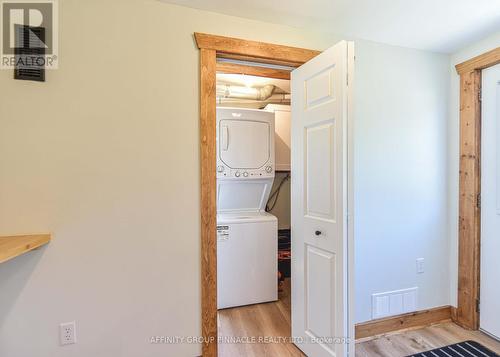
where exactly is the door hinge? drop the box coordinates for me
[479,89,482,102]
[477,193,481,209]
[476,299,480,313]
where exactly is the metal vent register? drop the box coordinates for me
[14,25,45,82]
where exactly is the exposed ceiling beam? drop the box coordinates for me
[216,61,291,80]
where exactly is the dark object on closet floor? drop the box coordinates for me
[406,340,499,357]
[278,229,291,250]
[278,229,291,279]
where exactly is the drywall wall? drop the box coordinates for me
[448,31,500,307]
[267,173,291,230]
[353,41,450,323]
[0,0,452,355]
[0,1,338,357]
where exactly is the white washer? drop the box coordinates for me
[217,212,278,309]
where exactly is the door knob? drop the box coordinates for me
[315,230,322,236]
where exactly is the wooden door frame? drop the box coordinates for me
[454,47,500,330]
[195,32,320,357]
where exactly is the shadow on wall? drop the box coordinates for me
[267,171,291,230]
[0,247,48,325]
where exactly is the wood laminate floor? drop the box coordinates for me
[218,280,500,356]
[218,279,305,357]
[356,323,500,357]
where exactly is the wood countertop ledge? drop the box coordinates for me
[0,234,51,264]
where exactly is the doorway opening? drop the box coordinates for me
[215,65,296,356]
[196,33,321,357]
[454,47,500,331]
[196,33,354,357]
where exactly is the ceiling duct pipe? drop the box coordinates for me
[216,84,276,101]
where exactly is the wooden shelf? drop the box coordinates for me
[0,234,51,264]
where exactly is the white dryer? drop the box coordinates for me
[216,107,275,180]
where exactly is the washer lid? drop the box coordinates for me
[219,119,270,169]
[217,178,273,212]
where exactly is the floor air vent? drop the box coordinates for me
[14,25,45,82]
[372,287,418,319]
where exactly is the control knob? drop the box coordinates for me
[265,166,273,173]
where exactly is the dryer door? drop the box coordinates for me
[219,119,270,169]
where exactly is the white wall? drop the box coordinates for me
[268,172,291,230]
[353,41,450,323]
[0,2,338,357]
[448,31,500,307]
[0,0,452,355]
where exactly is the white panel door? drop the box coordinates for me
[291,41,352,357]
[480,63,500,340]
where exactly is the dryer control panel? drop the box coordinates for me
[216,107,275,179]
[216,165,274,179]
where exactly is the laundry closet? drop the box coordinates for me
[215,71,292,311]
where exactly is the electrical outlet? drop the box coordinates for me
[416,258,425,274]
[59,321,76,345]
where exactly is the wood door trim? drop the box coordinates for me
[455,46,499,330]
[199,48,217,357]
[216,61,291,80]
[196,33,317,357]
[355,306,452,340]
[195,32,320,66]
[456,47,500,75]
[457,70,481,330]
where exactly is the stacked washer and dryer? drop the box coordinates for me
[216,107,278,309]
